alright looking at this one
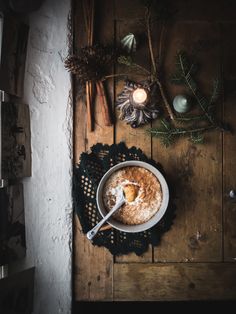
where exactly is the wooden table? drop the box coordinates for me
[74,0,236,301]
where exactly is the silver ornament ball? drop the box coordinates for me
[173,95,191,113]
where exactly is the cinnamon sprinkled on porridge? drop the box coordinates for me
[102,166,162,225]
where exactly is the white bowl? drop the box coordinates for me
[96,160,169,233]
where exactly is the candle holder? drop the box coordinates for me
[116,80,159,128]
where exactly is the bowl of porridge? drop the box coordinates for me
[96,161,169,233]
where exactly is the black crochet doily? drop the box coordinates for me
[73,142,176,256]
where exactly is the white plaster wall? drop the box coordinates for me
[21,0,72,313]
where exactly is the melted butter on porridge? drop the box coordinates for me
[102,166,162,225]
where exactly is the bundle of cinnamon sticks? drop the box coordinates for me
[83,0,112,132]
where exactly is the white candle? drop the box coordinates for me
[132,88,147,104]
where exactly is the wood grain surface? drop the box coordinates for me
[74,0,236,302]
[1,103,31,179]
[222,23,236,262]
[74,0,114,301]
[115,15,152,263]
[114,263,236,301]
[152,22,222,262]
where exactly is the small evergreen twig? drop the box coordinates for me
[149,125,215,136]
[148,119,216,147]
[175,114,207,122]
[174,51,217,125]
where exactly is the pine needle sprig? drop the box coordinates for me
[171,51,220,125]
[148,119,215,147]
[175,114,207,123]
[190,132,204,144]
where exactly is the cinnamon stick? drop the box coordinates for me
[89,0,94,45]
[83,0,95,132]
[86,81,94,131]
[83,0,113,130]
[96,81,112,126]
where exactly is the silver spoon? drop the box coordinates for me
[86,188,125,241]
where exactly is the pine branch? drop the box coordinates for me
[173,51,216,125]
[175,114,207,122]
[190,132,204,144]
[148,51,227,146]
[149,124,215,136]
[148,120,215,147]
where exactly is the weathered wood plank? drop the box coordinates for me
[0,268,35,313]
[173,0,236,22]
[73,0,236,302]
[86,0,114,146]
[74,0,114,301]
[152,22,222,262]
[115,17,152,262]
[1,103,31,179]
[222,23,236,261]
[115,19,151,155]
[0,183,26,265]
[115,0,146,20]
[116,1,236,23]
[114,263,236,301]
[74,216,113,301]
[0,16,29,97]
[16,103,31,178]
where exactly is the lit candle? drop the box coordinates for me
[132,88,147,104]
